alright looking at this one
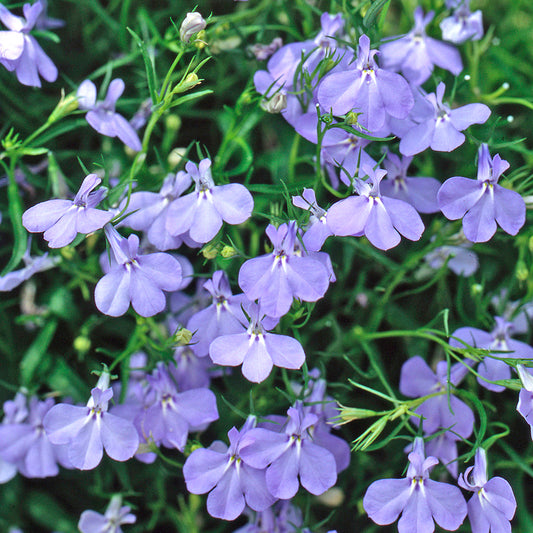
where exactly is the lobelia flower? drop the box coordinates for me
[0,245,59,291]
[78,495,136,533]
[0,394,71,479]
[517,364,533,439]
[326,164,425,251]
[135,362,218,452]
[169,345,215,391]
[363,437,467,533]
[423,233,479,277]
[22,173,113,248]
[209,300,305,383]
[450,316,533,392]
[318,34,414,133]
[458,448,516,533]
[238,221,330,318]
[239,402,340,500]
[233,501,305,533]
[440,0,483,45]
[438,144,526,242]
[292,188,333,252]
[166,159,254,243]
[249,37,283,61]
[77,78,142,152]
[43,372,139,470]
[399,356,474,477]
[34,0,64,30]
[0,1,58,87]
[118,170,194,251]
[380,7,463,86]
[381,153,441,214]
[94,225,183,317]
[399,82,490,156]
[183,416,276,521]
[186,270,248,357]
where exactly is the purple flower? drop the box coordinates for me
[77,78,142,152]
[326,164,425,250]
[318,34,414,132]
[34,0,64,30]
[363,437,467,532]
[440,1,483,45]
[399,82,490,156]
[238,222,330,318]
[183,416,276,521]
[166,159,254,243]
[292,188,333,252]
[249,37,283,61]
[380,7,463,86]
[136,363,218,452]
[424,234,479,277]
[118,171,193,251]
[169,346,214,391]
[43,374,140,470]
[458,448,516,533]
[234,501,304,533]
[450,317,533,392]
[209,301,305,383]
[94,225,183,317]
[239,402,339,499]
[381,153,441,214]
[22,173,113,248]
[0,1,58,87]
[78,495,136,533]
[0,396,71,479]
[517,364,533,439]
[438,144,525,242]
[0,245,59,291]
[399,356,474,476]
[186,270,248,357]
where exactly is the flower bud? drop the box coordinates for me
[260,92,287,113]
[221,245,237,258]
[180,12,206,43]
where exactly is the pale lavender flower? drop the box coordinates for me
[440,1,483,45]
[0,393,29,483]
[363,437,467,532]
[399,82,490,156]
[233,501,304,533]
[424,235,479,277]
[209,301,305,383]
[0,1,58,87]
[94,225,183,317]
[380,7,463,86]
[292,188,333,251]
[179,12,206,43]
[186,270,248,357]
[22,173,113,248]
[118,171,193,251]
[78,495,136,533]
[136,363,218,452]
[318,34,414,132]
[238,222,330,318]
[34,0,64,30]
[77,79,142,151]
[169,346,214,391]
[0,395,71,479]
[517,364,533,439]
[0,245,59,291]
[240,402,339,499]
[458,448,516,533]
[438,144,525,243]
[166,159,254,243]
[400,356,474,476]
[249,37,283,60]
[381,153,440,213]
[43,373,139,470]
[326,164,425,250]
[183,416,276,521]
[450,317,533,392]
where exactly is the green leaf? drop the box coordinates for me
[20,320,57,386]
[127,27,158,104]
[363,0,392,29]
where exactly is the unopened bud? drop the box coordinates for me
[260,92,287,113]
[345,111,362,125]
[165,114,181,131]
[74,336,91,354]
[168,147,187,168]
[202,243,220,259]
[316,487,345,507]
[221,245,237,258]
[180,12,206,43]
[48,90,78,123]
[516,261,529,281]
[173,327,193,346]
